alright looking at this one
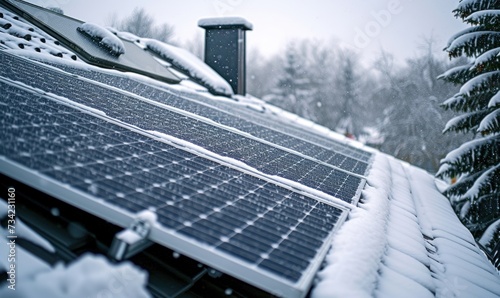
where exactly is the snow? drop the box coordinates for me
[0,254,151,298]
[381,248,435,292]
[0,244,51,280]
[438,254,500,294]
[7,25,33,40]
[479,218,500,248]
[472,46,500,69]
[460,70,500,96]
[434,177,449,193]
[405,165,500,294]
[435,237,497,274]
[0,18,11,29]
[144,39,233,96]
[448,31,500,57]
[488,89,500,107]
[440,135,497,166]
[375,265,434,298]
[135,209,158,224]
[78,23,125,56]
[312,154,390,298]
[463,164,500,199]
[478,108,500,132]
[198,17,253,30]
[443,113,465,133]
[106,26,140,42]
[314,150,499,297]
[455,0,478,12]
[438,64,472,81]
[460,200,471,219]
[465,9,500,24]
[233,94,267,113]
[445,26,483,49]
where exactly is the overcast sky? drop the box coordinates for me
[27,0,466,64]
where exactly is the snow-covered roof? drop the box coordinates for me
[313,154,500,297]
[0,1,499,297]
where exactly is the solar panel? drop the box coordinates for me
[0,79,348,297]
[0,51,365,203]
[40,61,373,164]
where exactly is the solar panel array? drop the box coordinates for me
[0,79,345,295]
[0,0,389,294]
[45,62,373,164]
[0,52,364,203]
[0,47,373,297]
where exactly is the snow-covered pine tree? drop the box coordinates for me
[268,43,314,118]
[335,52,363,138]
[437,0,500,246]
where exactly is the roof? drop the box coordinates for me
[0,1,499,297]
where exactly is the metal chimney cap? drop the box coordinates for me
[198,17,253,30]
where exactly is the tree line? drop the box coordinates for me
[247,38,469,174]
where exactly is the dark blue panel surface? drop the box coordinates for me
[0,81,344,282]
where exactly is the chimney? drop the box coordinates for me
[198,17,253,95]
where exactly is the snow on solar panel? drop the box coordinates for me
[0,51,365,203]
[0,79,348,297]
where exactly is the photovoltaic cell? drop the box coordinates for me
[0,81,346,289]
[0,52,364,203]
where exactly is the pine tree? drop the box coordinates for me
[335,52,363,138]
[269,43,313,118]
[437,0,500,245]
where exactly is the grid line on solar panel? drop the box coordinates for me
[0,52,364,203]
[14,53,371,166]
[0,81,346,283]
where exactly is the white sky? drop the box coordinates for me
[26,0,466,64]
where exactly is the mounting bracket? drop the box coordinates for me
[108,218,153,261]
